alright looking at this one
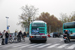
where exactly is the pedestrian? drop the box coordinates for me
[1,30,6,45]
[27,32,29,37]
[13,31,17,42]
[24,32,26,37]
[22,32,26,41]
[5,31,9,44]
[17,30,22,42]
[65,30,70,41]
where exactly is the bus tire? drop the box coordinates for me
[44,40,46,43]
[64,40,66,43]
[30,40,33,43]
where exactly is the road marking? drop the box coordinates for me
[19,44,35,48]
[29,44,44,48]
[67,44,75,49]
[1,42,75,50]
[0,43,1,46]
[37,43,51,48]
[13,43,36,48]
[4,43,23,48]
[20,45,31,48]
[60,39,63,41]
[57,44,68,48]
[4,44,16,48]
[47,44,60,48]
[13,44,27,47]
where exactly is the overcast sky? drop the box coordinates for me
[0,0,75,33]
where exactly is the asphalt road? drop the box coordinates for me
[0,37,75,50]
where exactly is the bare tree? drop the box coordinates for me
[71,11,75,21]
[60,13,70,23]
[19,5,38,32]
[60,12,75,23]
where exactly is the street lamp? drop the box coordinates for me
[6,17,9,31]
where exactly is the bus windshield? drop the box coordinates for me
[31,23,45,35]
[64,22,75,29]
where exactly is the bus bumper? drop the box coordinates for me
[69,36,75,39]
[29,37,47,41]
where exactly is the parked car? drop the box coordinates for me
[50,33,53,37]
[0,33,3,38]
[47,34,51,37]
[53,32,60,38]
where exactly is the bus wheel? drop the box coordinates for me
[64,40,66,43]
[30,40,33,43]
[44,40,46,43]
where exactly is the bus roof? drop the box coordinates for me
[31,20,46,24]
[64,21,75,24]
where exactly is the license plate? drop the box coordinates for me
[36,36,40,38]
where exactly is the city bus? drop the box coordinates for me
[63,21,75,40]
[29,20,47,42]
